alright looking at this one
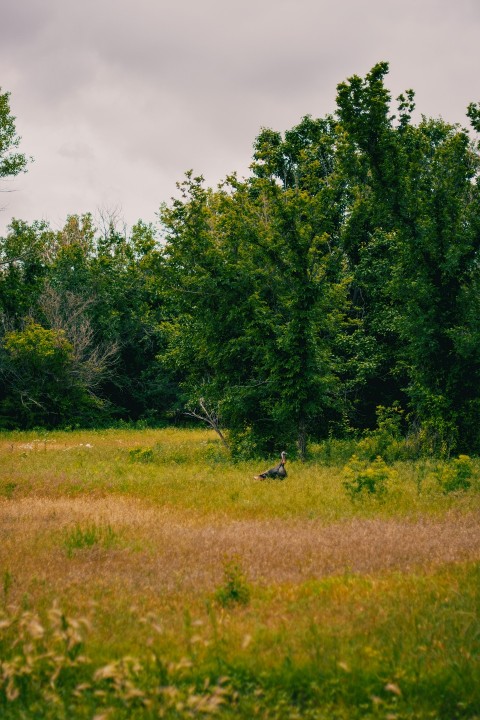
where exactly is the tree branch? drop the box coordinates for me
[185,397,230,450]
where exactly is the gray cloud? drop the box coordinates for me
[58,141,95,161]
[1,0,479,233]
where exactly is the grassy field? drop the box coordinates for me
[0,427,479,719]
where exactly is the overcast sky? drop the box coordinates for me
[1,0,479,235]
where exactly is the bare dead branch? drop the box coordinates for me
[38,284,119,391]
[185,397,230,450]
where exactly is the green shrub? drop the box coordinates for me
[436,454,474,494]
[0,482,17,499]
[229,424,293,461]
[313,436,358,465]
[128,446,155,463]
[63,523,117,557]
[229,426,261,461]
[0,321,102,429]
[356,403,405,462]
[214,557,251,607]
[343,455,396,498]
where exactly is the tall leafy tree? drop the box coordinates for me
[88,217,177,421]
[336,62,480,450]
[160,150,353,457]
[0,220,54,324]
[0,88,28,183]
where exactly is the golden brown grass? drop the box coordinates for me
[1,496,479,605]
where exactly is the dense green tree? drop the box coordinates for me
[160,160,353,457]
[0,88,28,182]
[0,321,99,427]
[336,62,480,450]
[0,213,178,428]
[87,217,177,422]
[0,220,53,323]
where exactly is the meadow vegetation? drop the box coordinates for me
[0,427,479,718]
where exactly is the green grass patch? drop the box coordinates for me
[1,427,479,520]
[62,522,119,557]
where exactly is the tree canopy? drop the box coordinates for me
[0,88,28,182]
[1,64,479,456]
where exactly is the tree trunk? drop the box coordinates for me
[297,419,307,462]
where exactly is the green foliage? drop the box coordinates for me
[336,63,480,452]
[343,455,396,498]
[156,65,480,456]
[214,557,251,607]
[313,434,358,466]
[0,321,101,428]
[404,412,458,459]
[160,151,351,457]
[0,220,53,321]
[435,454,474,494]
[355,403,405,462]
[229,426,263,460]
[0,213,178,429]
[467,101,480,134]
[4,320,72,366]
[128,446,155,463]
[62,523,117,557]
[0,88,29,179]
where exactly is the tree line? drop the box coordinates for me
[1,63,480,457]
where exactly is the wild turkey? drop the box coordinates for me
[254,451,287,480]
